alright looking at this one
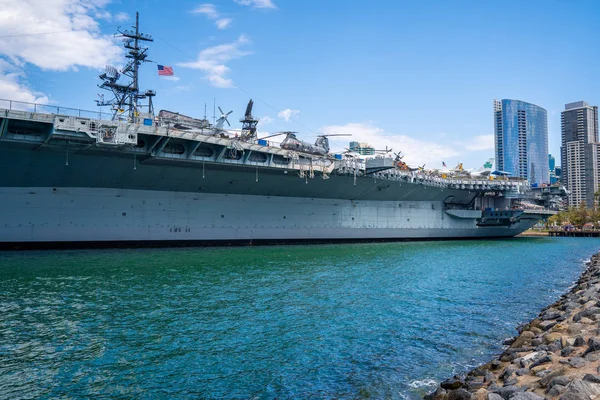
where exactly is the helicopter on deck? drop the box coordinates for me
[260,131,351,156]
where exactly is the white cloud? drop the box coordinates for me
[192,4,233,29]
[216,18,232,29]
[192,3,219,19]
[234,0,277,9]
[278,109,299,121]
[161,76,180,81]
[177,35,252,88]
[0,0,123,71]
[260,115,273,124]
[465,134,494,151]
[114,12,129,22]
[322,122,461,167]
[0,61,48,104]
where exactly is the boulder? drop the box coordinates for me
[560,379,600,400]
[585,350,600,361]
[585,337,600,354]
[583,374,600,384]
[568,356,587,368]
[493,385,520,400]
[488,394,503,400]
[529,355,552,370]
[549,376,571,388]
[538,368,568,388]
[515,368,529,376]
[447,388,470,400]
[547,384,565,397]
[538,321,556,331]
[573,336,586,347]
[512,331,536,348]
[440,376,464,390]
[561,346,575,357]
[507,393,544,400]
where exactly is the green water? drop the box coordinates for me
[0,237,598,399]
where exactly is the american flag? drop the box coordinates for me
[157,65,174,76]
[442,161,447,167]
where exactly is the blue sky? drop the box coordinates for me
[1,0,599,169]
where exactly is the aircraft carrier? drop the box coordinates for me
[0,15,552,248]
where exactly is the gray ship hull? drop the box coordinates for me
[0,107,544,247]
[1,185,536,245]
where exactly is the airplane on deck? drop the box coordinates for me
[469,158,495,177]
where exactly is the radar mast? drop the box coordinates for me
[97,12,154,121]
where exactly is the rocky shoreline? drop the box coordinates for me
[426,252,600,400]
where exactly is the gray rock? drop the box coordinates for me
[549,376,571,388]
[508,393,544,400]
[541,311,562,321]
[501,367,516,381]
[471,368,487,377]
[488,394,504,400]
[447,388,470,400]
[547,342,562,352]
[585,337,600,355]
[493,385,520,400]
[547,384,565,397]
[538,321,556,331]
[560,379,600,400]
[530,338,543,347]
[515,368,529,376]
[491,360,502,369]
[574,336,586,347]
[538,368,568,388]
[468,381,485,391]
[503,378,518,386]
[568,356,587,368]
[485,371,496,383]
[561,346,575,357]
[529,355,552,369]
[441,375,464,390]
[535,369,552,378]
[583,374,600,384]
[585,350,600,361]
[548,385,566,397]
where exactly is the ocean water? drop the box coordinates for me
[0,237,599,399]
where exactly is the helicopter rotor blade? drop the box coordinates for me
[218,106,224,115]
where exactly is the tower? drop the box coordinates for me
[561,101,600,207]
[493,99,549,184]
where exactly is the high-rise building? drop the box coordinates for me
[349,141,375,155]
[561,101,599,207]
[549,154,559,184]
[494,99,549,184]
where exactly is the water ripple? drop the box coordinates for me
[0,238,598,399]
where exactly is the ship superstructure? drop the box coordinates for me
[0,16,552,247]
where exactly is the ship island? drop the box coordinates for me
[0,14,555,249]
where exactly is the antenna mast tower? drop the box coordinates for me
[97,12,154,121]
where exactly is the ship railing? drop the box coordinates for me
[0,98,111,121]
[371,169,530,192]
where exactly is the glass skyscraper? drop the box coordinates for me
[494,99,549,184]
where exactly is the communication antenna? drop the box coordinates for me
[97,12,154,121]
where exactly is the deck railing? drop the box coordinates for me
[0,98,111,120]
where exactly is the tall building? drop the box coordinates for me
[494,99,549,184]
[561,101,599,208]
[549,154,559,184]
[349,141,375,155]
